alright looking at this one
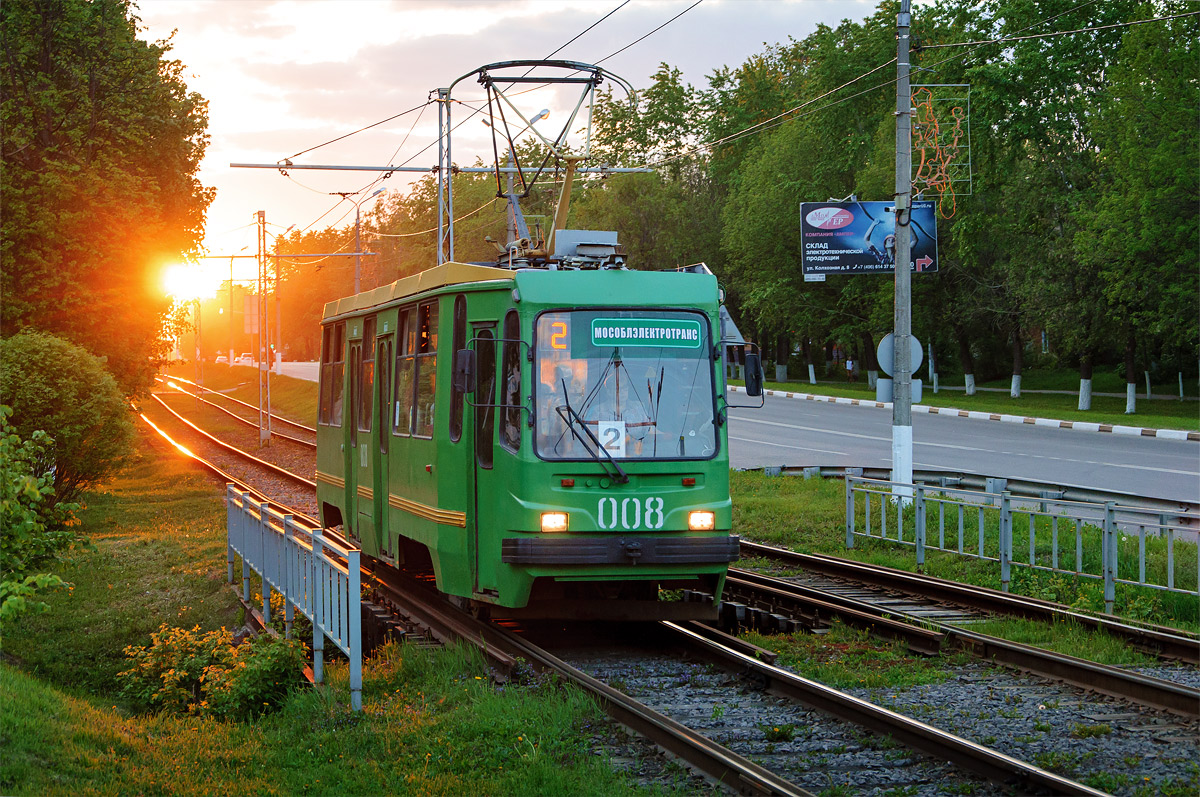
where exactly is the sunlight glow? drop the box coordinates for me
[163,263,222,301]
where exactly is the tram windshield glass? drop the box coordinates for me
[534,309,717,461]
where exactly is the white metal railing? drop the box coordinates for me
[845,476,1200,614]
[226,486,363,710]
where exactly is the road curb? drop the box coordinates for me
[728,386,1200,442]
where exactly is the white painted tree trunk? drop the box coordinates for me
[807,363,816,385]
[964,374,976,396]
[1144,371,1151,398]
[1010,374,1021,398]
[1078,378,1093,411]
[776,364,788,382]
[1125,383,1136,414]
[867,370,878,389]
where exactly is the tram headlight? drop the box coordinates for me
[688,510,716,531]
[540,512,569,532]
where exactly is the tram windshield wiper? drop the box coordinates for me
[556,388,629,485]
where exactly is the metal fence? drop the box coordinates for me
[226,487,363,710]
[845,476,1200,613]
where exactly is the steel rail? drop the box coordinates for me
[741,540,1200,664]
[136,410,317,525]
[156,379,316,449]
[147,394,317,490]
[159,374,318,434]
[726,570,1200,718]
[664,622,1109,797]
[384,576,814,796]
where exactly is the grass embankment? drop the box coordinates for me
[740,369,1199,432]
[0,431,673,796]
[164,363,317,428]
[731,471,1200,643]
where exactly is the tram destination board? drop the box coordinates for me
[800,200,938,276]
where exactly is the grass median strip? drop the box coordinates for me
[735,377,1199,432]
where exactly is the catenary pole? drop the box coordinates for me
[892,0,914,500]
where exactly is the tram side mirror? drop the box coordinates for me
[744,352,764,397]
[453,349,476,393]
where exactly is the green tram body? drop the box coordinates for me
[315,261,739,620]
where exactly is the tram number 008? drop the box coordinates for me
[597,496,665,530]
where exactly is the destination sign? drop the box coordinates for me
[590,318,702,348]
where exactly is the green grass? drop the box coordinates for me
[961,618,1157,666]
[730,471,1200,635]
[741,622,972,691]
[0,429,679,796]
[739,372,1199,432]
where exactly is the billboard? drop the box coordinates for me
[800,201,938,276]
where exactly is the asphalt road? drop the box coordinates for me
[726,394,1200,503]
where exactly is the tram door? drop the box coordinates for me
[354,317,377,546]
[373,333,393,557]
[345,336,362,540]
[470,324,497,595]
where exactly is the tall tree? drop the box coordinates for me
[1,0,212,396]
[1075,1,1199,412]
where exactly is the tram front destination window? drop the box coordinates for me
[534,310,717,461]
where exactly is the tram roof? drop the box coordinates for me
[322,262,513,321]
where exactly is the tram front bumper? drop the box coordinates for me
[500,534,740,566]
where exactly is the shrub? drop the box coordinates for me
[0,330,136,501]
[118,624,307,719]
[0,405,84,622]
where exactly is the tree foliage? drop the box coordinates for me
[0,0,213,396]
[0,330,136,501]
[0,406,85,623]
[261,0,1195,399]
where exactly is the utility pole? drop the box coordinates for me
[228,255,235,365]
[256,210,271,446]
[892,0,914,500]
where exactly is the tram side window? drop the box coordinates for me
[414,301,439,438]
[320,323,346,426]
[500,310,521,452]
[393,308,414,436]
[474,328,496,469]
[449,295,466,443]
[358,317,375,432]
[319,326,333,425]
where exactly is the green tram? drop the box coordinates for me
[316,249,762,621]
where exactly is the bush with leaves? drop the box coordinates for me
[118,624,307,719]
[0,405,84,622]
[0,330,136,501]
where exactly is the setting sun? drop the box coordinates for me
[163,263,222,301]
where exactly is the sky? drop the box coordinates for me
[136,0,877,285]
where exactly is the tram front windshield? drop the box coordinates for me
[535,310,717,461]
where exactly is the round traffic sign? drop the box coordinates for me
[876,332,923,376]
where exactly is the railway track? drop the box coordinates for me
[155,374,317,446]
[716,569,1199,717]
[139,397,1200,795]
[739,540,1200,665]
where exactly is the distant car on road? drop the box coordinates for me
[233,353,255,366]
[215,354,228,364]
